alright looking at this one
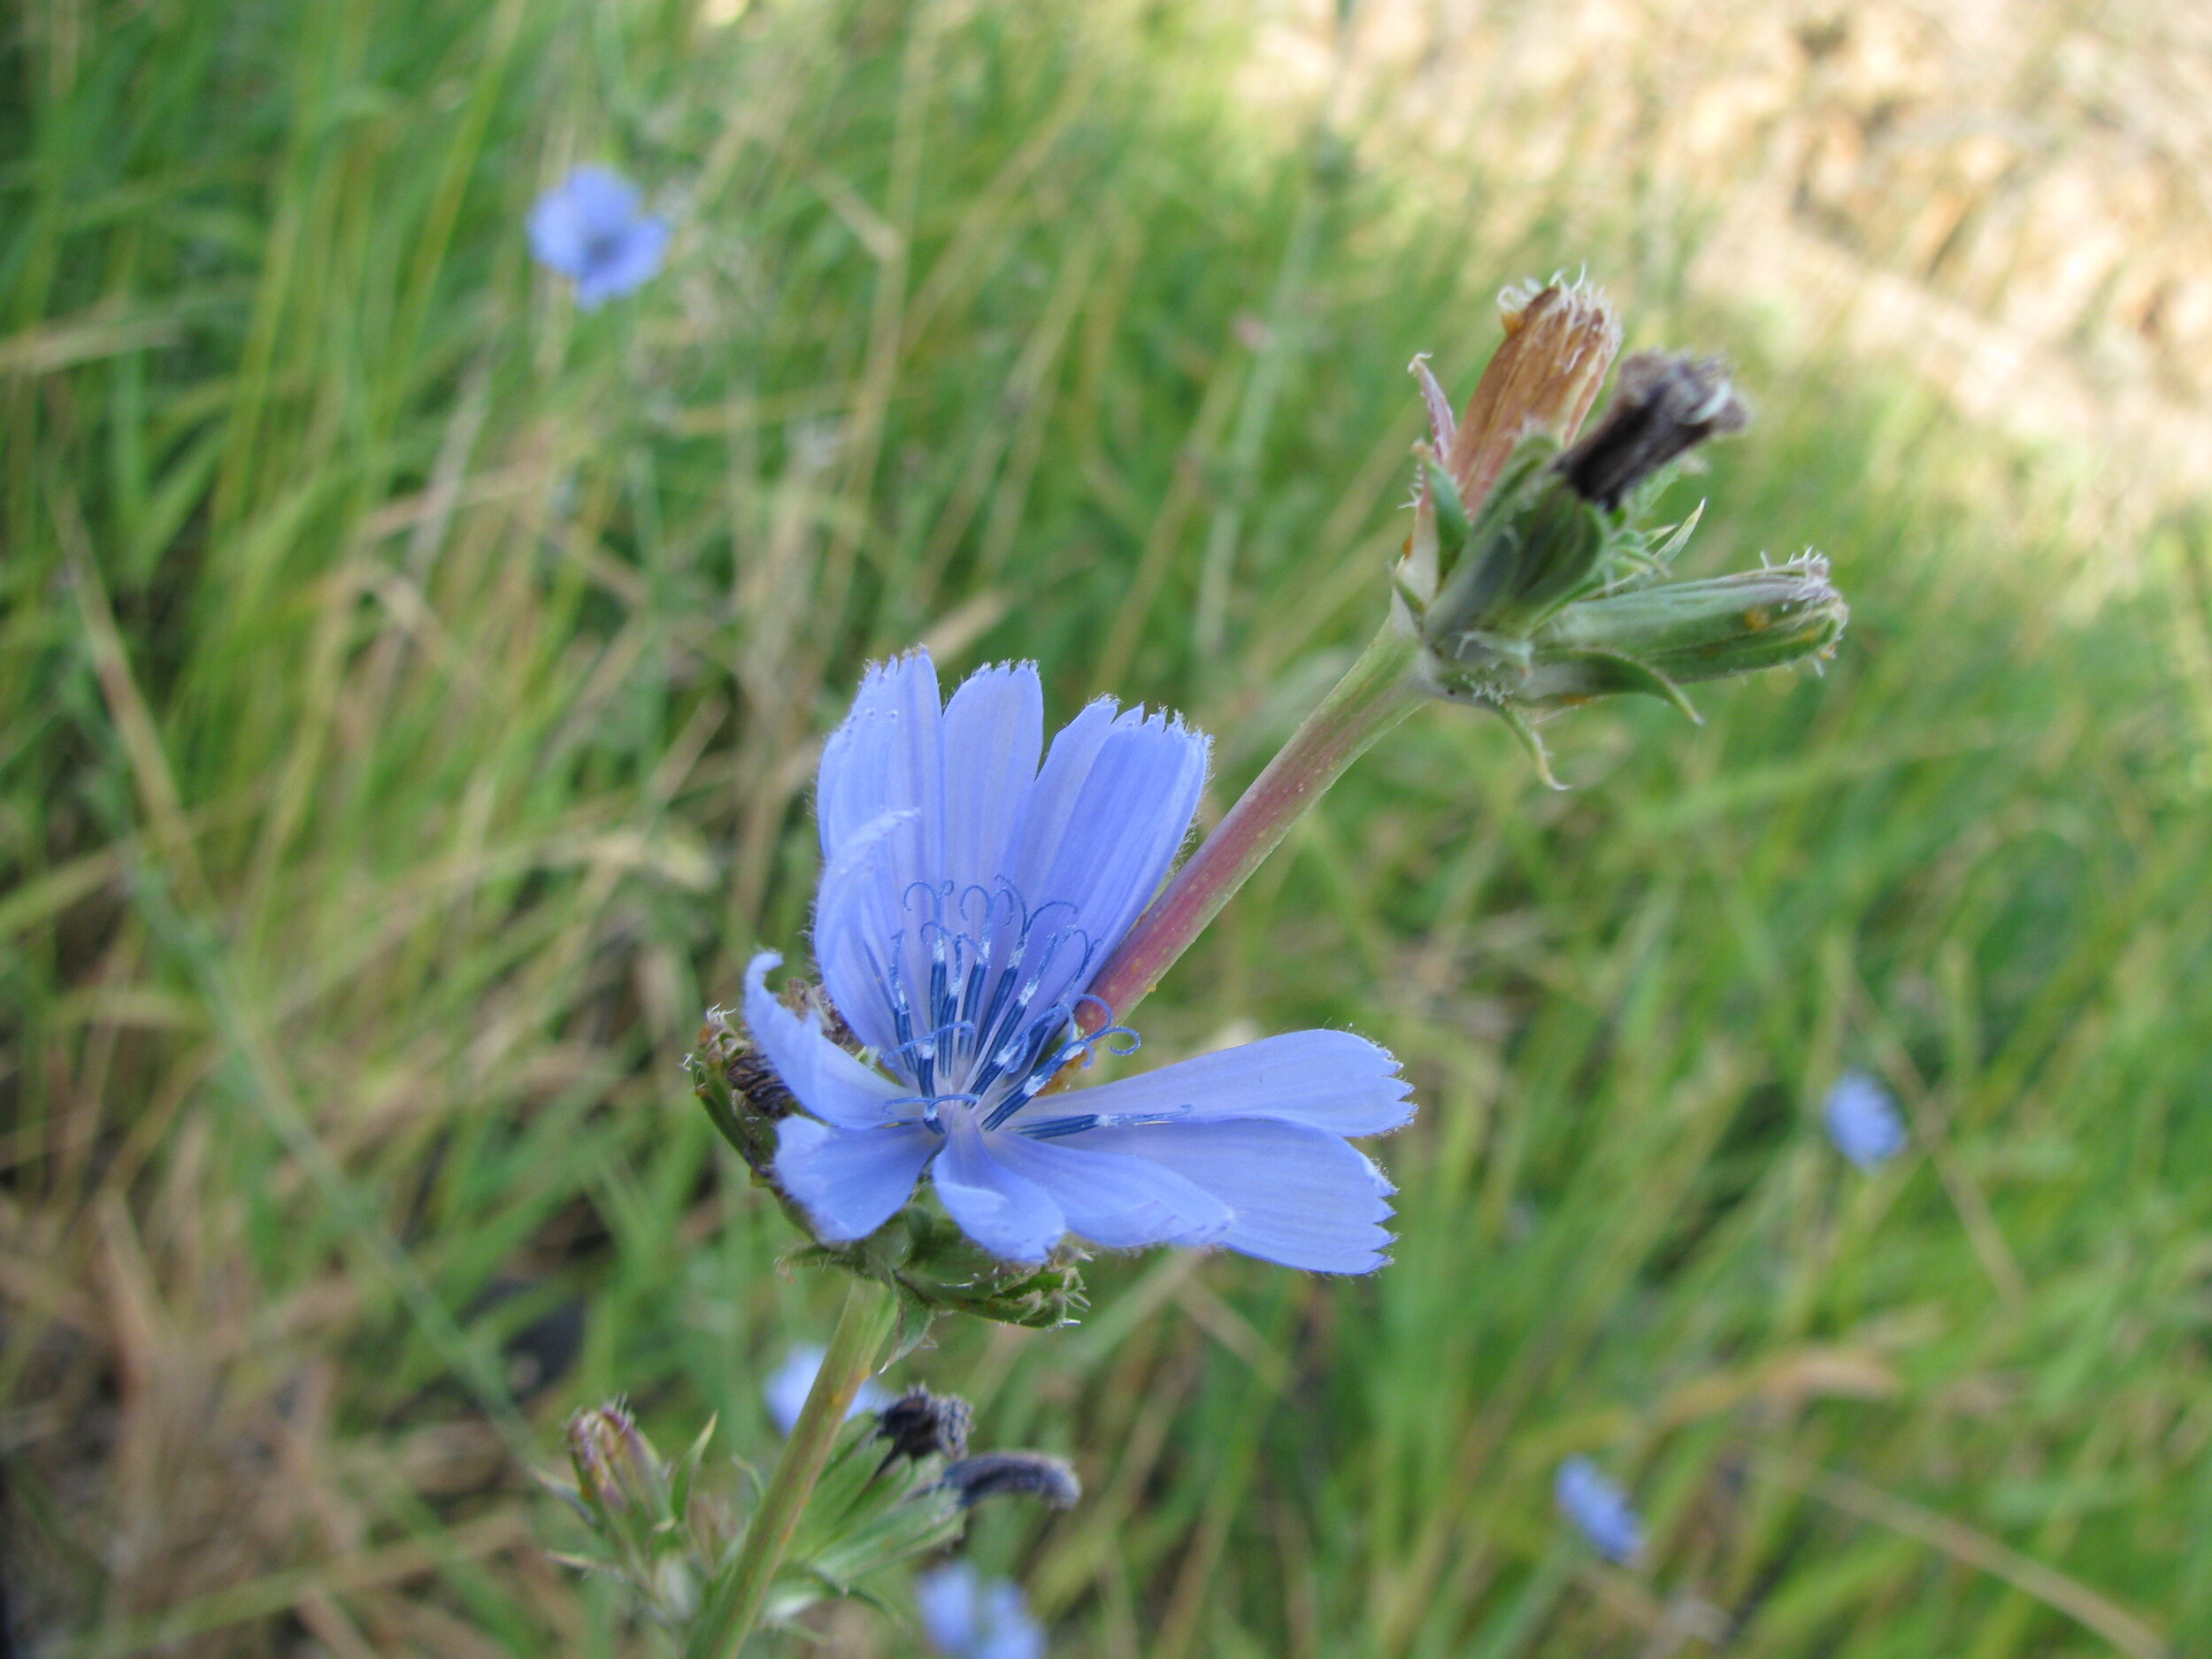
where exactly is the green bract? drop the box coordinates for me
[551,1397,1072,1638]
[690,1008,1088,1345]
[1393,404,1847,785]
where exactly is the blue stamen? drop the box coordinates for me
[1017,1104,1191,1140]
[857,876,1140,1134]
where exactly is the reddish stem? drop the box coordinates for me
[1079,625,1421,1034]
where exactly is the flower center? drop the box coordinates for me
[581,228,627,271]
[867,879,1139,1133]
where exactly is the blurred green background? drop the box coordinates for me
[7,1,2212,1655]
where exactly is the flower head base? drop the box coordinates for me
[1396,284,1848,783]
[704,653,1414,1286]
[1555,1455,1644,1564]
[527,166,669,309]
[1824,1071,1908,1168]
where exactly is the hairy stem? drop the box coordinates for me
[688,1276,897,1658]
[1080,622,1422,1033]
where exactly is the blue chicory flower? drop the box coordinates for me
[1555,1455,1642,1563]
[526,165,670,309]
[763,1344,891,1436]
[916,1563,1045,1659]
[1824,1070,1907,1169]
[747,651,1414,1273]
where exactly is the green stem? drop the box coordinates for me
[1079,622,1421,1033]
[688,1277,897,1659]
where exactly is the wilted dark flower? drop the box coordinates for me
[1556,351,1749,510]
[877,1386,974,1464]
[937,1451,1082,1511]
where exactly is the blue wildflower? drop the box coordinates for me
[747,652,1413,1273]
[916,1563,1045,1659]
[763,1344,891,1436]
[1824,1070,1907,1169]
[526,166,670,309]
[1555,1455,1642,1563]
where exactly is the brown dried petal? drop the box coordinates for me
[1446,280,1622,512]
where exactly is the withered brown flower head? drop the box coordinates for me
[1443,278,1623,512]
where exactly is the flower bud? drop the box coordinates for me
[567,1401,664,1517]
[1394,303,1849,783]
[1517,557,1849,702]
[1446,279,1623,511]
[1417,436,1609,647]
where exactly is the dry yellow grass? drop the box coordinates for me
[1248,0,2212,548]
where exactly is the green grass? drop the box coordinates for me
[6,1,2212,1655]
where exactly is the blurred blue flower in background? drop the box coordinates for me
[1824,1070,1907,1169]
[1555,1455,1642,1563]
[763,1344,890,1435]
[526,165,669,309]
[747,651,1415,1273]
[916,1563,1045,1659]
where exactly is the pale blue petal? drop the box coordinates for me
[1555,1456,1643,1563]
[811,653,950,1053]
[940,663,1043,898]
[763,1345,889,1435]
[999,698,1117,875]
[763,1345,825,1436]
[1824,1071,1907,1169]
[817,652,942,858]
[574,214,669,308]
[527,166,640,274]
[918,1565,1042,1659]
[810,815,919,1056]
[743,952,907,1129]
[774,1116,937,1243]
[1076,1118,1394,1273]
[985,1132,1231,1251]
[916,1563,981,1654]
[1016,1029,1412,1135]
[933,1114,1065,1264]
[1004,703,1208,1012]
[977,1584,1045,1659]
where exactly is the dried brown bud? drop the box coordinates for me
[1446,280,1623,512]
[1557,351,1749,510]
